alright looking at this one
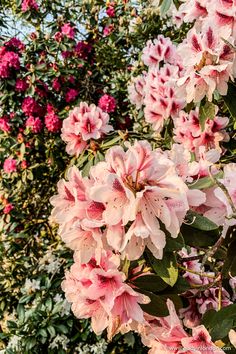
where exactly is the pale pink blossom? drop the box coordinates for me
[177,23,236,102]
[174,108,229,153]
[62,250,146,335]
[61,102,113,156]
[181,325,225,354]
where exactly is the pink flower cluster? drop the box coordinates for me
[61,23,75,39]
[22,96,43,117]
[140,300,224,354]
[51,141,204,262]
[129,36,185,132]
[98,94,116,113]
[61,102,113,156]
[199,164,236,232]
[166,0,236,103]
[62,250,148,335]
[45,104,62,133]
[174,108,229,153]
[21,0,38,12]
[3,158,17,174]
[25,116,43,133]
[0,47,20,79]
[0,116,11,133]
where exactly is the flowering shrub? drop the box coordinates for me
[49,1,236,353]
[2,0,236,353]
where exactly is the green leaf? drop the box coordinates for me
[188,172,223,190]
[147,251,178,287]
[222,240,236,278]
[132,274,169,293]
[19,294,33,304]
[82,157,94,177]
[102,136,121,148]
[199,101,216,131]
[181,224,219,247]
[160,0,172,16]
[202,304,236,341]
[47,325,56,337]
[185,210,218,231]
[138,289,169,317]
[223,82,236,119]
[165,232,185,252]
[17,304,25,323]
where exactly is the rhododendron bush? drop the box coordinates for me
[1,0,236,353]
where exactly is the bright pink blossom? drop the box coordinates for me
[21,0,38,12]
[106,5,115,17]
[103,24,114,37]
[3,158,17,173]
[22,97,43,117]
[61,23,75,39]
[3,203,14,214]
[65,88,79,103]
[98,94,116,113]
[45,105,62,133]
[0,117,11,132]
[25,116,43,133]
[15,78,29,92]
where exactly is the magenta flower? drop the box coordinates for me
[3,203,14,214]
[103,24,114,37]
[25,116,43,133]
[45,106,62,133]
[3,158,17,174]
[22,97,43,117]
[98,94,116,113]
[106,5,115,18]
[61,23,75,39]
[65,88,79,103]
[21,0,38,12]
[0,117,11,132]
[15,78,29,92]
[52,78,61,92]
[74,41,92,59]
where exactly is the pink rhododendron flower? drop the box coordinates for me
[98,94,116,113]
[21,0,38,12]
[61,250,147,335]
[128,73,146,109]
[3,203,14,214]
[74,41,92,59]
[15,78,29,92]
[141,35,180,68]
[52,78,61,92]
[181,325,225,354]
[177,23,236,102]
[3,158,17,173]
[140,299,188,353]
[103,24,114,36]
[143,63,185,132]
[0,116,11,133]
[52,140,205,261]
[65,88,79,103]
[25,116,43,133]
[0,49,20,78]
[106,4,115,17]
[45,105,62,133]
[61,23,75,39]
[61,102,113,156]
[174,108,229,153]
[22,97,43,117]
